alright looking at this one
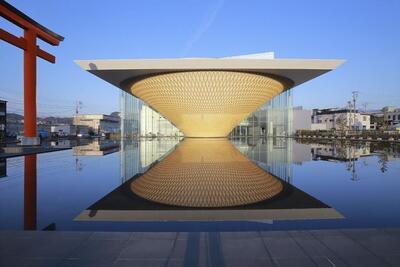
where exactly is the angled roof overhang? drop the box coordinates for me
[75,57,345,93]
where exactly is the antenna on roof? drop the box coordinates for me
[362,102,368,112]
[75,101,83,115]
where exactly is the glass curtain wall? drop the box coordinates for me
[120,91,140,139]
[231,89,293,137]
[121,90,292,138]
[120,92,182,138]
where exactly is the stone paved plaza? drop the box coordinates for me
[2,228,400,266]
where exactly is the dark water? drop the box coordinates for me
[0,138,399,232]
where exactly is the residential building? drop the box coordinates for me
[383,106,400,126]
[312,108,370,130]
[50,125,76,137]
[367,110,384,130]
[73,114,120,135]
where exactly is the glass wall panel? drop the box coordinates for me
[120,92,182,137]
[232,89,293,137]
[121,89,292,138]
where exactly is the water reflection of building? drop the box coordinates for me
[73,140,120,156]
[132,139,283,208]
[310,143,371,162]
[120,138,181,183]
[0,158,6,178]
[231,137,294,183]
[50,139,71,148]
[370,142,400,161]
[79,138,342,222]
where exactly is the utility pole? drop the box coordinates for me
[75,101,82,135]
[75,101,82,115]
[352,91,359,130]
[362,102,368,112]
[347,101,352,130]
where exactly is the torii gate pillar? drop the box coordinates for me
[0,2,64,145]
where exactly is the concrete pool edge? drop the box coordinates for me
[75,208,343,221]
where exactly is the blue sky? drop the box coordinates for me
[1,0,399,116]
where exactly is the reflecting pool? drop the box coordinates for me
[0,138,399,232]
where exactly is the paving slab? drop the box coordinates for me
[67,239,127,261]
[1,229,400,266]
[119,238,175,259]
[262,235,310,260]
[312,256,348,267]
[89,231,132,241]
[132,232,177,240]
[309,231,391,266]
[273,257,317,267]
[59,258,115,267]
[288,230,346,263]
[113,258,167,267]
[221,237,269,260]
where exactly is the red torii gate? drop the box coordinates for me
[0,1,64,145]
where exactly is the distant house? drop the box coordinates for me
[312,108,370,131]
[382,106,400,126]
[50,125,75,137]
[73,114,120,135]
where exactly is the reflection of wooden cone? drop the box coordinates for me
[131,139,283,208]
[130,71,286,137]
[24,154,37,230]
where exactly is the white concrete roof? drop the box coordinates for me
[75,56,345,92]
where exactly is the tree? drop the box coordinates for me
[336,114,348,132]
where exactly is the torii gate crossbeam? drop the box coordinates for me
[0,1,64,145]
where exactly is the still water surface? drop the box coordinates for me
[0,138,399,232]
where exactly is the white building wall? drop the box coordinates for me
[386,109,400,125]
[293,107,311,131]
[313,111,370,130]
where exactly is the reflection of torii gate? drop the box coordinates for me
[0,1,64,145]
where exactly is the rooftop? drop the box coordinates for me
[75,53,345,94]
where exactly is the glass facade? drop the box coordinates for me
[120,89,292,138]
[120,91,140,139]
[120,91,182,138]
[231,89,293,137]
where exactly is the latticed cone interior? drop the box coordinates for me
[131,138,283,208]
[130,71,285,137]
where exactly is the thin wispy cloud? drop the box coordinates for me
[181,0,225,56]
